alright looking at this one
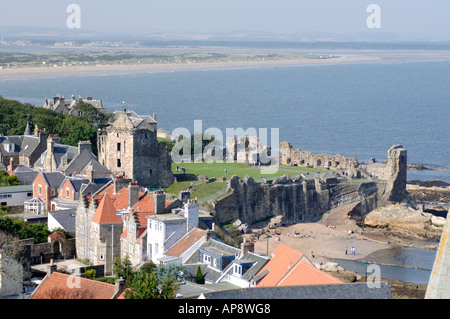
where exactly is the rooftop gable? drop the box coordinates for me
[31,272,117,299]
[255,243,342,287]
[91,192,122,224]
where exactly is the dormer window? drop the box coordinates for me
[233,264,242,277]
[4,143,14,152]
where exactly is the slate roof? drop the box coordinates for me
[13,165,39,185]
[40,171,65,188]
[34,144,78,170]
[48,209,76,235]
[200,282,393,299]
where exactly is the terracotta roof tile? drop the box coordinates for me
[255,243,342,287]
[165,227,206,258]
[91,193,122,224]
[31,272,117,299]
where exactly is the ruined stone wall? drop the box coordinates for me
[214,175,330,225]
[213,145,408,226]
[279,141,360,177]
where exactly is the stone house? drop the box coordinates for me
[76,191,123,275]
[43,94,106,115]
[97,108,174,188]
[75,178,180,274]
[0,123,47,168]
[33,136,101,177]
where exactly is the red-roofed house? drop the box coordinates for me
[252,243,343,287]
[31,271,126,299]
[76,177,185,273]
[76,192,124,275]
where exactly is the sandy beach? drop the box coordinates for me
[2,51,450,79]
[0,54,379,78]
[243,203,401,265]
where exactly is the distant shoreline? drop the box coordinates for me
[2,52,450,78]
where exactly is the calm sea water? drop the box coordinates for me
[1,58,449,182]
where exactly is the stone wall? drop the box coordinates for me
[279,141,361,177]
[97,110,174,188]
[212,144,407,226]
[213,175,330,225]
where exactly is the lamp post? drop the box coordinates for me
[265,235,271,256]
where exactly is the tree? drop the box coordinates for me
[0,171,20,187]
[124,270,178,299]
[154,263,187,284]
[113,255,134,282]
[0,231,30,289]
[124,271,160,299]
[195,265,204,284]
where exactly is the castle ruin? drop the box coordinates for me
[97,109,174,188]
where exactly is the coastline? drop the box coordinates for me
[2,51,450,79]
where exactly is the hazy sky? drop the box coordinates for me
[1,0,450,40]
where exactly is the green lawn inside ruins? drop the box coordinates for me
[165,161,336,202]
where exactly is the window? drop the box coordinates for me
[233,264,242,277]
[65,187,70,198]
[38,185,42,196]
[203,254,211,264]
[100,253,104,260]
[117,159,121,167]
[117,143,121,151]
[27,192,32,197]
[129,244,134,255]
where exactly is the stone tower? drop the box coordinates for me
[97,109,174,188]
[385,144,408,203]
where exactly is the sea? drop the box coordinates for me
[0,41,448,284]
[1,42,449,185]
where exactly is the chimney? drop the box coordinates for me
[241,238,255,256]
[185,199,199,232]
[128,182,140,208]
[113,278,127,299]
[78,141,92,155]
[205,223,217,241]
[9,157,14,172]
[86,165,95,183]
[48,260,57,274]
[153,113,157,121]
[113,175,132,194]
[179,191,191,204]
[153,190,166,215]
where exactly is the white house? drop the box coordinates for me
[146,198,199,263]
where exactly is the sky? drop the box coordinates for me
[1,0,449,41]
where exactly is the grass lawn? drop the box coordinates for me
[171,161,333,182]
